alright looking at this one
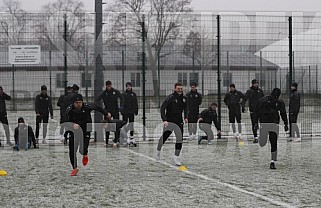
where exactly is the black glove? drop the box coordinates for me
[284,125,289,132]
[241,107,245,113]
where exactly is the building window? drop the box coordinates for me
[56,73,65,88]
[190,72,199,86]
[223,73,232,87]
[81,73,92,88]
[131,73,141,87]
[178,72,188,86]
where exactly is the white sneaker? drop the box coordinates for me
[208,140,213,145]
[293,137,302,142]
[173,155,181,166]
[59,135,64,143]
[155,150,161,161]
[42,139,47,144]
[189,135,194,141]
[237,133,242,139]
[233,133,237,138]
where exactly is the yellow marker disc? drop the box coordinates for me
[239,141,245,146]
[178,166,187,171]
[0,170,8,176]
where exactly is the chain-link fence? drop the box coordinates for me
[1,12,321,138]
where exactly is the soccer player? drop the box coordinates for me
[254,88,288,169]
[186,82,202,140]
[35,85,53,144]
[197,102,221,145]
[156,83,188,166]
[96,81,123,145]
[289,83,301,142]
[65,94,109,176]
[57,86,73,143]
[242,79,264,143]
[224,84,245,139]
[0,86,13,146]
[121,82,138,145]
[13,117,37,151]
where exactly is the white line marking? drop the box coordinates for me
[124,148,295,208]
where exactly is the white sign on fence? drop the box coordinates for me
[9,45,41,65]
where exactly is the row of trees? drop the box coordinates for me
[0,0,213,95]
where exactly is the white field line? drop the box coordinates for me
[124,148,296,208]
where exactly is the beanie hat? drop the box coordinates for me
[72,84,79,91]
[74,94,83,102]
[271,88,281,98]
[41,85,47,91]
[252,79,258,85]
[18,117,24,123]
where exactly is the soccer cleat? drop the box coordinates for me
[198,136,202,145]
[253,138,258,143]
[208,140,213,145]
[42,139,47,144]
[270,162,276,169]
[82,155,89,166]
[188,135,194,141]
[155,150,161,161]
[59,135,64,143]
[70,168,79,176]
[173,155,182,166]
[7,141,14,146]
[293,137,302,142]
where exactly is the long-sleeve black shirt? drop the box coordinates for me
[289,90,300,115]
[121,90,138,115]
[0,92,11,114]
[254,96,288,125]
[14,124,35,144]
[198,108,220,131]
[96,88,123,113]
[35,93,53,116]
[224,90,245,111]
[186,90,202,115]
[242,86,264,112]
[66,102,108,133]
[161,92,188,122]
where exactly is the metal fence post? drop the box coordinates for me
[217,15,221,136]
[64,14,68,94]
[289,16,293,89]
[142,14,146,141]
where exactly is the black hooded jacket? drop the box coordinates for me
[243,86,264,112]
[161,91,188,122]
[0,92,11,114]
[186,90,202,115]
[289,89,300,115]
[121,89,138,115]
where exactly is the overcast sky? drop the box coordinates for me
[16,0,321,12]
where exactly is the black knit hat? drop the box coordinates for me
[18,117,24,123]
[126,82,132,87]
[252,79,258,85]
[41,85,47,91]
[271,88,281,98]
[74,94,83,102]
[291,82,298,89]
[66,86,73,90]
[72,84,79,91]
[230,83,235,88]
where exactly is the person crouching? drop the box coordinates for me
[14,117,38,151]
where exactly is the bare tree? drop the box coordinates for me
[107,0,193,96]
[34,0,86,65]
[0,0,27,45]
